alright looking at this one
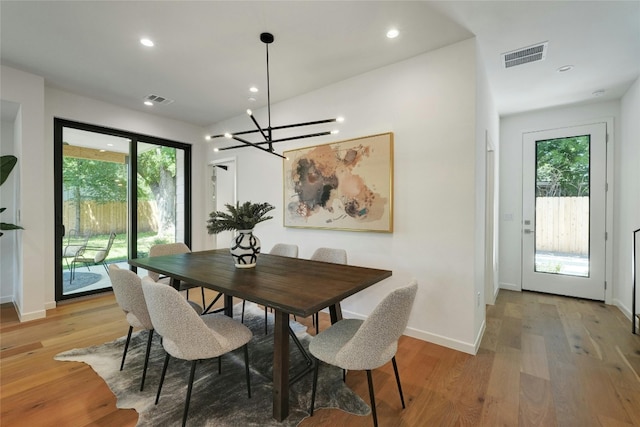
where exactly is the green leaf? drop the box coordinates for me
[1,155,18,186]
[0,223,24,231]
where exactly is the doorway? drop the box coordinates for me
[522,122,607,300]
[54,119,192,301]
[209,158,237,249]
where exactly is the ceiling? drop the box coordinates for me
[1,1,639,128]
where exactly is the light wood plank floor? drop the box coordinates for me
[1,289,639,426]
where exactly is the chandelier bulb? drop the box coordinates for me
[224,133,232,139]
[246,109,253,116]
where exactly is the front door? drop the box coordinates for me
[522,122,607,300]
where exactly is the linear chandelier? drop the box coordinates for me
[207,32,343,159]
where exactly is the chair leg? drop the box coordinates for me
[392,356,406,409]
[315,313,319,333]
[218,355,222,374]
[156,352,171,405]
[309,358,320,416]
[264,306,268,335]
[182,360,198,427]
[366,370,378,427]
[140,329,154,391]
[120,326,133,371]
[241,300,246,323]
[200,287,206,308]
[243,344,251,398]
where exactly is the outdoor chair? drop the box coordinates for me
[71,232,116,278]
[309,281,418,427]
[62,229,90,282]
[141,277,252,427]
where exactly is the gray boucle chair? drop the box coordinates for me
[141,277,252,427]
[109,265,203,392]
[245,243,300,334]
[309,247,348,332]
[309,281,418,427]
[147,242,212,308]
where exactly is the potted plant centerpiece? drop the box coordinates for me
[207,201,275,268]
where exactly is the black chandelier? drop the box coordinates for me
[208,32,343,159]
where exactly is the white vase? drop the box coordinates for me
[229,229,261,268]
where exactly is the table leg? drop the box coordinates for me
[329,302,343,324]
[224,294,233,318]
[273,310,290,421]
[169,278,181,291]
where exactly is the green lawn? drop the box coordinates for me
[63,231,174,270]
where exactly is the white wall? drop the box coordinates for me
[204,39,488,353]
[474,40,500,342]
[499,100,621,302]
[618,78,640,321]
[1,65,46,320]
[1,107,19,303]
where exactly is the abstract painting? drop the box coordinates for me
[283,132,393,232]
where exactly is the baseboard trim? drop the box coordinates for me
[0,295,13,304]
[15,302,46,322]
[500,282,521,292]
[342,308,477,355]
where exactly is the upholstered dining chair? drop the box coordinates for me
[147,242,210,308]
[309,247,348,332]
[108,265,203,392]
[141,277,253,427]
[243,243,299,334]
[308,281,418,427]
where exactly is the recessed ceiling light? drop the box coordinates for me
[107,143,114,147]
[592,89,605,97]
[249,86,259,93]
[140,38,154,47]
[144,100,153,106]
[557,65,573,72]
[386,29,399,39]
[248,97,256,102]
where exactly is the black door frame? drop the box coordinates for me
[54,118,192,301]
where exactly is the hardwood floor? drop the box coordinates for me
[1,289,639,426]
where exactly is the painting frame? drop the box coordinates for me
[283,132,393,233]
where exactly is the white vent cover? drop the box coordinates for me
[144,94,175,105]
[502,42,548,68]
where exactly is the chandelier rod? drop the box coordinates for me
[209,118,339,139]
[218,130,334,151]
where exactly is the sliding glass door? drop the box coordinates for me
[54,119,191,301]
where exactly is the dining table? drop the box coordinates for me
[129,248,392,421]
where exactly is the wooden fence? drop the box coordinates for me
[535,197,589,255]
[63,201,158,235]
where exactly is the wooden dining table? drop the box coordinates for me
[129,248,392,421]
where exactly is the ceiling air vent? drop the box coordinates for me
[144,94,174,105]
[502,42,548,68]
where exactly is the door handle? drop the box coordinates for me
[524,228,534,234]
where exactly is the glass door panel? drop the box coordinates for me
[135,142,187,257]
[534,135,590,277]
[60,127,129,297]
